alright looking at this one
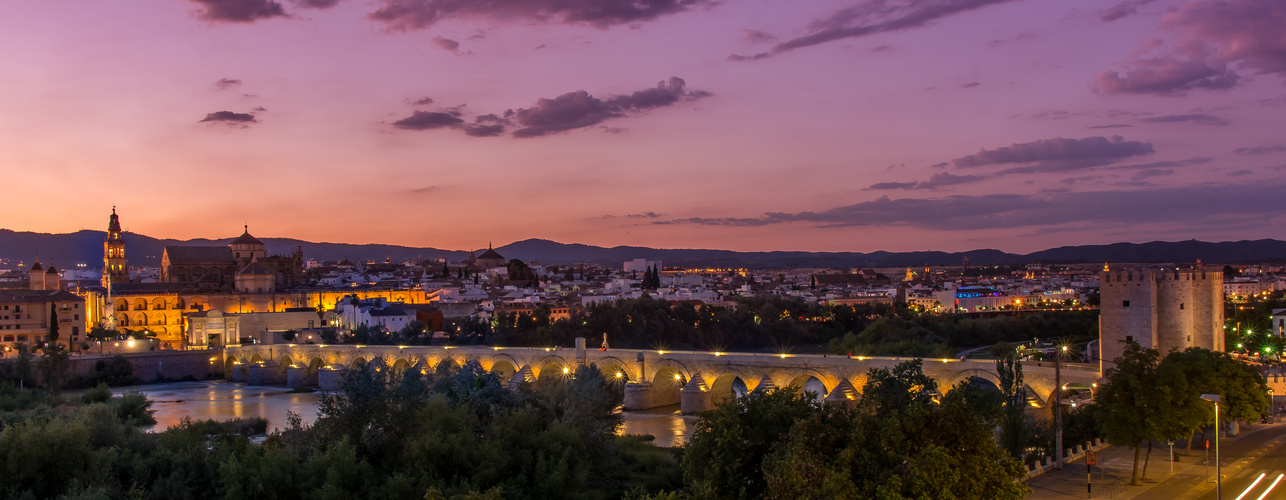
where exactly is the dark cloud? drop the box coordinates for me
[1029,110,1073,121]
[929,162,949,169]
[391,111,465,130]
[190,0,287,22]
[627,212,661,219]
[953,136,1154,168]
[368,0,709,31]
[1108,156,1212,170]
[215,78,242,89]
[960,82,980,89]
[664,181,1286,231]
[462,124,505,137]
[409,185,435,194]
[867,181,918,190]
[512,77,708,137]
[866,172,988,190]
[296,0,342,7]
[1095,0,1286,95]
[986,32,1033,47]
[730,0,1019,61]
[1099,0,1157,22]
[1227,169,1253,176]
[1139,113,1230,126]
[431,36,460,52]
[199,111,257,123]
[392,78,708,138]
[1129,168,1173,181]
[1088,124,1132,129]
[1233,144,1286,155]
[743,29,776,44]
[409,97,435,106]
[511,91,623,138]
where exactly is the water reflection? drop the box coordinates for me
[130,381,321,433]
[132,381,695,447]
[619,405,696,448]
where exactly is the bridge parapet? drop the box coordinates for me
[222,344,1101,412]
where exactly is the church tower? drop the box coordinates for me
[103,207,128,287]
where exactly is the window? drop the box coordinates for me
[1123,300,1130,307]
[1125,335,1133,343]
[1179,303,1185,310]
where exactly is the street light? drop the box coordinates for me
[1201,394,1221,499]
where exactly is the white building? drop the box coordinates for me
[624,258,662,273]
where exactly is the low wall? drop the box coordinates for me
[0,350,222,386]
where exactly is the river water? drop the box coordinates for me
[127,381,697,448]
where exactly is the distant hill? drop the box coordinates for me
[1,229,1283,270]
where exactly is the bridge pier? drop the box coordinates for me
[248,361,283,385]
[319,366,346,391]
[286,365,308,389]
[680,375,713,414]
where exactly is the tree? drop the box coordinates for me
[996,352,1028,459]
[682,389,821,500]
[1094,341,1162,485]
[48,306,60,345]
[762,360,1025,499]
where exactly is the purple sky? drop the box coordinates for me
[2,0,1284,253]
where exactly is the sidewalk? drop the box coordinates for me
[1025,419,1286,500]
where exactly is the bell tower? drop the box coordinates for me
[103,207,128,286]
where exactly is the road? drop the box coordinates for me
[1133,422,1286,500]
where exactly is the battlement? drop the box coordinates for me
[1100,268,1222,283]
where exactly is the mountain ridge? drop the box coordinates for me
[1,229,1283,269]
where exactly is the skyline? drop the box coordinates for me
[2,0,1284,254]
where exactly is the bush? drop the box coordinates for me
[90,356,136,387]
[79,383,113,405]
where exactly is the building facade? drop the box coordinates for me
[1098,267,1224,373]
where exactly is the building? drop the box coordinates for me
[0,287,85,352]
[1272,308,1286,338]
[1098,267,1224,373]
[624,258,662,273]
[470,244,506,270]
[103,208,128,287]
[159,226,304,291]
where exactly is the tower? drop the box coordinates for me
[1098,267,1224,373]
[103,207,128,287]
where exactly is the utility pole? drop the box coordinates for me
[1056,345,1066,469]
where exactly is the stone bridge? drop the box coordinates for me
[223,343,1101,414]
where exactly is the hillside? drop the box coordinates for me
[1,229,1283,269]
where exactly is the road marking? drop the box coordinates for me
[1235,472,1266,500]
[1255,473,1283,500]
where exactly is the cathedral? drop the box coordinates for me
[89,209,426,348]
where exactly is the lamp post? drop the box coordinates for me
[1201,394,1221,499]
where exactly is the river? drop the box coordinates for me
[126,381,697,448]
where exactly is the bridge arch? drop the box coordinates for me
[709,373,751,405]
[536,356,572,382]
[351,356,367,370]
[943,368,1003,392]
[786,374,831,401]
[488,359,519,382]
[481,354,522,374]
[594,356,633,382]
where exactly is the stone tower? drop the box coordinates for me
[103,207,128,287]
[1098,267,1224,373]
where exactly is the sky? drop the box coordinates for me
[1,0,1284,254]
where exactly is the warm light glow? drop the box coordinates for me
[615,372,623,378]
[779,353,787,358]
[674,374,681,380]
[714,352,723,356]
[562,367,570,374]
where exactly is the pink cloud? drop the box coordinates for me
[1096,0,1286,95]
